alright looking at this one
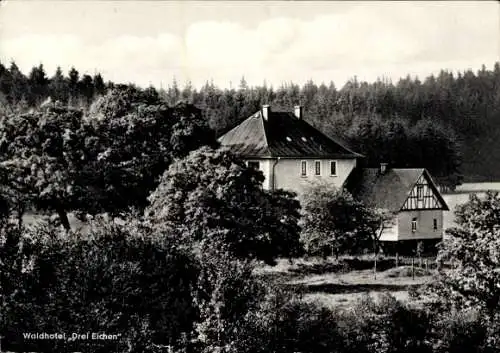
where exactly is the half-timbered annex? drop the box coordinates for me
[345,166,449,253]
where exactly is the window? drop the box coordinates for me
[411,217,417,232]
[330,161,337,176]
[315,161,321,175]
[416,185,424,200]
[301,161,307,176]
[433,218,438,231]
[247,161,260,170]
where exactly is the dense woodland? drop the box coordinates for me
[1,61,500,188]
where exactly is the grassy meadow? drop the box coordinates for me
[255,257,434,309]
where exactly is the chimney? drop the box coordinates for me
[262,105,270,121]
[380,163,388,174]
[294,105,302,119]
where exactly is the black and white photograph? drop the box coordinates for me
[0,0,500,352]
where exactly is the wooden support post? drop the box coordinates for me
[425,258,429,272]
[411,257,415,280]
[395,251,399,268]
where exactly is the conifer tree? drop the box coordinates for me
[49,66,68,103]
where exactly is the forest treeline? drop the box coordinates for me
[1,61,500,187]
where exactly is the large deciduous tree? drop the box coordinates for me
[0,104,85,230]
[81,87,217,217]
[0,86,218,230]
[423,191,500,349]
[433,192,500,319]
[300,182,376,258]
[146,146,302,263]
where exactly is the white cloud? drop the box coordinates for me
[257,17,301,54]
[1,34,82,71]
[0,1,498,89]
[185,21,263,69]
[0,33,183,85]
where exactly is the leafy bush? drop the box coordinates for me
[1,218,198,353]
[300,182,390,259]
[192,244,265,353]
[434,192,500,318]
[433,308,489,353]
[336,294,433,353]
[300,183,371,258]
[232,288,343,353]
[422,191,500,351]
[3,213,497,353]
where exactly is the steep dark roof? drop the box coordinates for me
[344,168,449,212]
[218,109,362,159]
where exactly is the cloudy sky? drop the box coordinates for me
[0,1,499,89]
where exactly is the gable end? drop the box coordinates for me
[401,170,449,211]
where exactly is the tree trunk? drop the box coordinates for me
[55,205,71,232]
[16,203,25,229]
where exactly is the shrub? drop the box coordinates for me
[238,291,343,353]
[338,294,433,353]
[300,183,373,258]
[433,308,489,353]
[193,247,265,353]
[1,218,198,353]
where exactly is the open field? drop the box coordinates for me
[443,182,500,229]
[256,258,433,309]
[22,212,95,232]
[454,182,500,193]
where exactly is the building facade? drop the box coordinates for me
[219,105,449,251]
[345,167,449,253]
[218,105,361,193]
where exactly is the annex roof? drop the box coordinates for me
[344,167,449,212]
